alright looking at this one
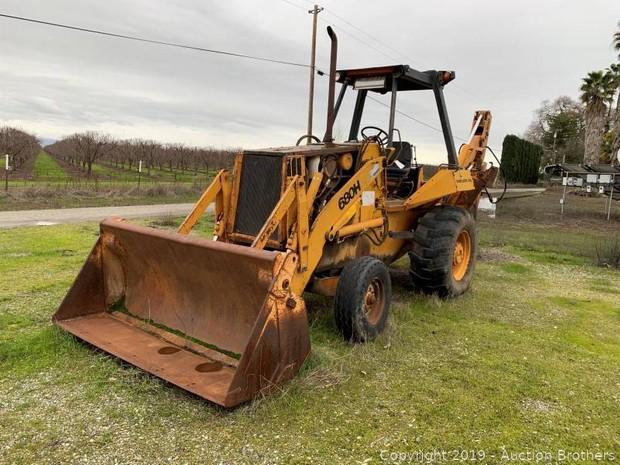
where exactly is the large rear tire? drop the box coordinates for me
[334,257,391,343]
[409,206,477,297]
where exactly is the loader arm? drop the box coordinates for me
[177,169,231,237]
[251,176,299,249]
[290,159,384,294]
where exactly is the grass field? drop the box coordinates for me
[4,152,214,196]
[89,162,129,179]
[32,151,70,181]
[97,162,209,182]
[0,216,618,464]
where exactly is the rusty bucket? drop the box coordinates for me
[53,218,310,407]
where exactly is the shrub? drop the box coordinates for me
[501,135,543,184]
[595,237,620,269]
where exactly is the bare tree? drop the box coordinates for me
[0,126,41,174]
[47,132,237,176]
[74,132,111,176]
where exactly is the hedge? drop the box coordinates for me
[501,134,543,184]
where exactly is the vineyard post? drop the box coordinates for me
[4,154,10,192]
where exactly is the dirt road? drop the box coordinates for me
[0,188,546,229]
[0,203,204,228]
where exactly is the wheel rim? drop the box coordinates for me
[452,229,471,281]
[363,278,385,325]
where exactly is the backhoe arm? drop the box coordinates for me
[458,111,492,170]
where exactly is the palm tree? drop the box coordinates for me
[580,71,615,165]
[614,21,620,60]
[609,63,620,162]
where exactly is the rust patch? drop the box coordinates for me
[195,361,223,373]
[158,346,181,355]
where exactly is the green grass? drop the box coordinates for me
[89,162,129,179]
[478,217,612,266]
[4,154,213,194]
[32,151,69,181]
[0,220,619,464]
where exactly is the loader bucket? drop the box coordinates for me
[53,218,310,407]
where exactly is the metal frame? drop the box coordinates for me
[348,89,367,141]
[387,75,398,146]
[560,169,617,221]
[431,78,458,166]
[337,65,458,166]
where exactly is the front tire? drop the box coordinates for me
[334,257,391,343]
[409,206,477,297]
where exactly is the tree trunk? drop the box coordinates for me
[611,109,620,165]
[583,101,606,165]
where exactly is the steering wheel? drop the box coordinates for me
[361,126,389,145]
[296,134,321,146]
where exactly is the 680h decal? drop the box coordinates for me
[338,180,361,209]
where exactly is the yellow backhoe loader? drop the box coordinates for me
[53,27,496,407]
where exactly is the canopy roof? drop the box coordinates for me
[335,65,455,93]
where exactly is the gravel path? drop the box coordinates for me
[0,188,545,229]
[0,203,203,228]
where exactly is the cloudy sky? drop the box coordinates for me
[0,0,618,163]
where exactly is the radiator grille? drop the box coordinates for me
[234,154,282,238]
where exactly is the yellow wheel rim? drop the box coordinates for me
[363,278,385,325]
[452,230,471,281]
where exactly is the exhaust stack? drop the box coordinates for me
[323,26,338,145]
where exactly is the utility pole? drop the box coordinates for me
[552,130,557,164]
[306,4,323,143]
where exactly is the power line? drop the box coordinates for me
[289,0,414,64]
[280,0,470,139]
[367,94,468,143]
[280,0,308,12]
[0,12,313,70]
[280,0,402,63]
[367,95,441,134]
[3,9,471,141]
[323,19,401,63]
[321,9,412,64]
[289,0,481,102]
[309,66,468,142]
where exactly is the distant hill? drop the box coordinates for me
[39,137,57,148]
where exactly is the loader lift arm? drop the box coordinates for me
[177,156,385,294]
[177,169,231,237]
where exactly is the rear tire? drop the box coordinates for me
[409,206,477,297]
[334,257,391,343]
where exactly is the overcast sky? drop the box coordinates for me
[0,0,618,163]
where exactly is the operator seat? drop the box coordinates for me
[387,141,413,179]
[386,141,421,197]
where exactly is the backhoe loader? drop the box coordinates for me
[53,27,496,407]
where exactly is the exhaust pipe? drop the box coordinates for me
[323,26,337,145]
